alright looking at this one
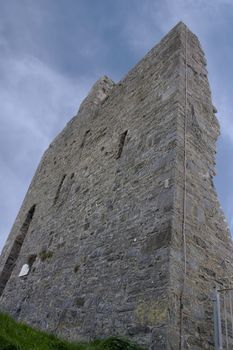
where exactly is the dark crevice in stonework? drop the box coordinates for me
[27,254,37,268]
[190,104,202,140]
[80,130,90,148]
[116,130,128,159]
[0,205,36,296]
[53,175,66,205]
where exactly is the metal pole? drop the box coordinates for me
[230,291,233,342]
[214,291,223,350]
[224,292,229,349]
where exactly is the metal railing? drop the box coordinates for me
[214,288,233,349]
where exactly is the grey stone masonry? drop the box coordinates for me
[0,22,232,349]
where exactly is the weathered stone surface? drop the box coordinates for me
[0,22,232,349]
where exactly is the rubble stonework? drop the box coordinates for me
[0,22,232,349]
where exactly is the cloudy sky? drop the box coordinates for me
[1,0,233,251]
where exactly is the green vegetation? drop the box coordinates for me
[39,250,53,262]
[0,313,143,350]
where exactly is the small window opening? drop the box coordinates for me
[53,175,66,205]
[0,205,36,296]
[116,130,128,159]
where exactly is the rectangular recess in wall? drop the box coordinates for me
[53,175,66,205]
[116,130,128,159]
[0,204,36,296]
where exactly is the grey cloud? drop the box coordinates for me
[0,52,93,252]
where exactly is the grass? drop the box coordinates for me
[0,313,144,350]
[38,250,53,262]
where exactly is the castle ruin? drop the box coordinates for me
[0,22,233,349]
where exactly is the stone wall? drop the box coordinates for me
[167,24,233,349]
[0,22,232,350]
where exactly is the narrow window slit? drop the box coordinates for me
[80,130,90,148]
[53,175,66,205]
[0,204,36,296]
[116,130,128,159]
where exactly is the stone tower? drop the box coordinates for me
[0,22,232,349]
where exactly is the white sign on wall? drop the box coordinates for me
[19,264,30,277]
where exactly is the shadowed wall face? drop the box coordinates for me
[0,23,232,350]
[0,205,36,296]
[167,26,233,349]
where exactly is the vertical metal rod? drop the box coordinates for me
[229,291,233,342]
[179,24,188,350]
[214,294,218,350]
[214,291,223,350]
[224,292,229,349]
